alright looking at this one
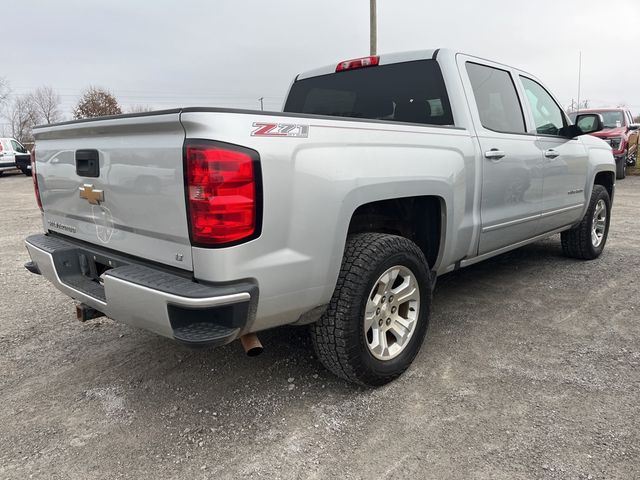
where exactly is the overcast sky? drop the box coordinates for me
[3,0,640,120]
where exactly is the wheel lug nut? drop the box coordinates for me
[391,306,397,313]
[378,319,384,327]
[376,308,381,315]
[389,295,394,302]
[386,318,391,326]
[381,296,386,303]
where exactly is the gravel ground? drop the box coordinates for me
[1,172,639,480]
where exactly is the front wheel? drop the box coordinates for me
[310,233,432,386]
[561,184,611,260]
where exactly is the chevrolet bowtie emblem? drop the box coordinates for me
[79,184,104,205]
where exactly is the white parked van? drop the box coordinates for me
[0,138,31,176]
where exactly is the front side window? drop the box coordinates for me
[465,62,526,134]
[520,77,566,136]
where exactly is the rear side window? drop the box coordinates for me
[284,60,454,126]
[465,62,526,134]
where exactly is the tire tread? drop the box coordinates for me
[561,184,609,260]
[310,233,430,386]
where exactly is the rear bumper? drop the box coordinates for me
[25,234,257,346]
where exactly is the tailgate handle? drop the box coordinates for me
[76,150,100,177]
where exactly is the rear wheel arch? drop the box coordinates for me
[346,195,446,271]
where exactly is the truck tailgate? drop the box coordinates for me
[33,111,193,271]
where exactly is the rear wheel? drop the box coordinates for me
[310,233,432,386]
[561,184,611,260]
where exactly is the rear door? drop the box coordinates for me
[34,112,193,271]
[460,57,544,255]
[518,76,588,233]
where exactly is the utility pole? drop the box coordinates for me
[258,97,264,111]
[576,51,582,114]
[370,0,377,56]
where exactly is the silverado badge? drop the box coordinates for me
[79,184,104,205]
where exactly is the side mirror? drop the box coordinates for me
[629,124,640,131]
[574,113,604,135]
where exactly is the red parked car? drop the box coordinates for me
[569,108,639,179]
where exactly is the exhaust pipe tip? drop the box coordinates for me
[240,333,263,357]
[75,303,105,322]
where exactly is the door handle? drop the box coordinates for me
[484,149,505,160]
[544,149,560,159]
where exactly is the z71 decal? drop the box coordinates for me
[251,122,309,138]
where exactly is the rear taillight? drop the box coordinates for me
[185,141,260,246]
[31,148,43,211]
[336,55,379,72]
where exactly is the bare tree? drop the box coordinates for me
[30,86,61,124]
[0,78,10,135]
[0,77,9,109]
[73,87,122,119]
[128,104,154,114]
[6,95,38,143]
[566,99,591,114]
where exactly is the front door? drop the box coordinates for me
[518,76,588,233]
[462,60,544,255]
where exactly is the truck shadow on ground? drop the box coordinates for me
[135,237,569,378]
[42,231,616,445]
[81,236,575,410]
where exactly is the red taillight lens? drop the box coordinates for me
[336,55,379,72]
[31,148,43,211]
[185,142,259,246]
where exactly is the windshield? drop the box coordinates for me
[284,60,454,127]
[569,110,624,129]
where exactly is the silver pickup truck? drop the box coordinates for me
[25,49,615,386]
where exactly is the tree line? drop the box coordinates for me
[0,77,151,144]
[1,76,638,145]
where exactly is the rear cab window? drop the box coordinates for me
[284,60,454,127]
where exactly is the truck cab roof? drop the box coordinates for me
[296,48,537,81]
